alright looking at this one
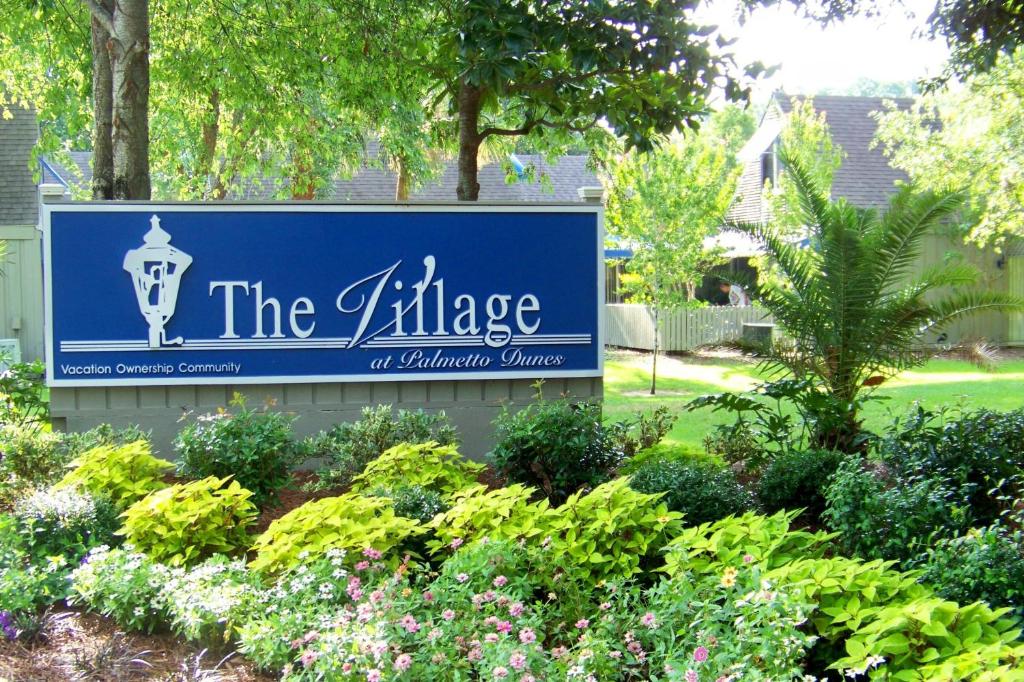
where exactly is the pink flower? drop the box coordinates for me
[685,670,698,682]
[627,641,643,655]
[442,609,456,621]
[302,630,319,643]
[482,591,497,602]
[641,612,657,629]
[394,654,412,672]
[355,561,370,571]
[367,671,381,682]
[493,667,509,679]
[493,575,508,587]
[509,602,524,617]
[599,602,612,610]
[519,628,537,644]
[342,663,352,673]
[496,620,513,634]
[363,548,382,560]
[551,646,568,659]
[485,616,500,626]
[422,590,435,602]
[743,553,754,564]
[575,618,589,629]
[609,651,622,659]
[400,615,420,633]
[370,590,385,604]
[451,537,464,549]
[468,647,483,662]
[694,646,709,663]
[300,650,318,667]
[485,633,500,643]
[456,573,470,583]
[520,676,536,682]
[509,651,527,670]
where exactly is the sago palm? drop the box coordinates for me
[729,149,1023,451]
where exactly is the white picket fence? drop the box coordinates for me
[604,303,773,351]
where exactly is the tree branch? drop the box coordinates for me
[478,116,599,140]
[81,0,115,36]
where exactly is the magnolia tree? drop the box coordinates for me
[605,115,747,394]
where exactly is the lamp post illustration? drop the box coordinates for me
[123,215,193,348]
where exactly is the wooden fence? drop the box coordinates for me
[604,303,773,351]
[0,225,45,362]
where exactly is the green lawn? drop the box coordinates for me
[604,349,1024,450]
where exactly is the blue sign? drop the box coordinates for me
[43,204,603,386]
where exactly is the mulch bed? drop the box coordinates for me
[0,610,273,682]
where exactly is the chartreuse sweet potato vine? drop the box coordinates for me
[119,476,257,567]
[350,441,484,498]
[249,493,425,574]
[56,440,173,509]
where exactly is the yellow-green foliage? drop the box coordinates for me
[119,476,257,567]
[56,441,173,508]
[768,556,930,642]
[547,477,683,583]
[351,441,484,498]
[250,493,424,574]
[832,598,1024,680]
[662,509,834,577]
[426,484,554,554]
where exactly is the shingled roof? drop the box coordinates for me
[0,105,39,225]
[727,93,913,223]
[44,141,599,202]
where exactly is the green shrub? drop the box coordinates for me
[351,441,483,498]
[0,515,70,630]
[758,448,844,516]
[426,483,554,555]
[308,405,459,490]
[546,477,683,583]
[0,426,67,509]
[490,397,623,505]
[175,395,301,508]
[119,476,258,567]
[0,359,47,426]
[620,441,714,473]
[629,457,754,525]
[69,546,168,633]
[13,487,120,562]
[606,406,677,458]
[915,524,1024,619]
[822,457,972,562]
[58,423,153,459]
[249,493,424,573]
[702,419,773,473]
[882,406,1024,523]
[55,441,174,509]
[372,484,449,523]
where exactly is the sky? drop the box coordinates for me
[698,0,951,102]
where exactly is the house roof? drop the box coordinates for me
[727,93,914,223]
[44,142,599,203]
[0,105,39,225]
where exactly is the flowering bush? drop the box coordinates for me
[119,476,258,566]
[0,425,67,508]
[161,555,258,644]
[13,486,120,562]
[0,514,69,632]
[249,494,424,574]
[55,440,174,509]
[69,545,168,633]
[351,441,484,498]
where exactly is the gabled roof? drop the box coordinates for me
[0,105,39,225]
[45,142,599,202]
[727,93,914,223]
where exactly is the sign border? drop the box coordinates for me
[42,202,605,387]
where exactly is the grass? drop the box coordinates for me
[604,349,1024,450]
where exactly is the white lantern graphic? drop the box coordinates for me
[123,215,193,348]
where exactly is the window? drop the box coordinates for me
[760,149,777,187]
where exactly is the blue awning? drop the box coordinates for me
[604,248,634,259]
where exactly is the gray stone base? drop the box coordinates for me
[50,377,603,462]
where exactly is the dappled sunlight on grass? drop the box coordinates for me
[604,351,1024,449]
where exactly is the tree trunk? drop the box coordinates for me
[90,1,114,200]
[201,89,225,199]
[456,80,483,201]
[395,155,410,201]
[650,306,659,395]
[108,0,151,199]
